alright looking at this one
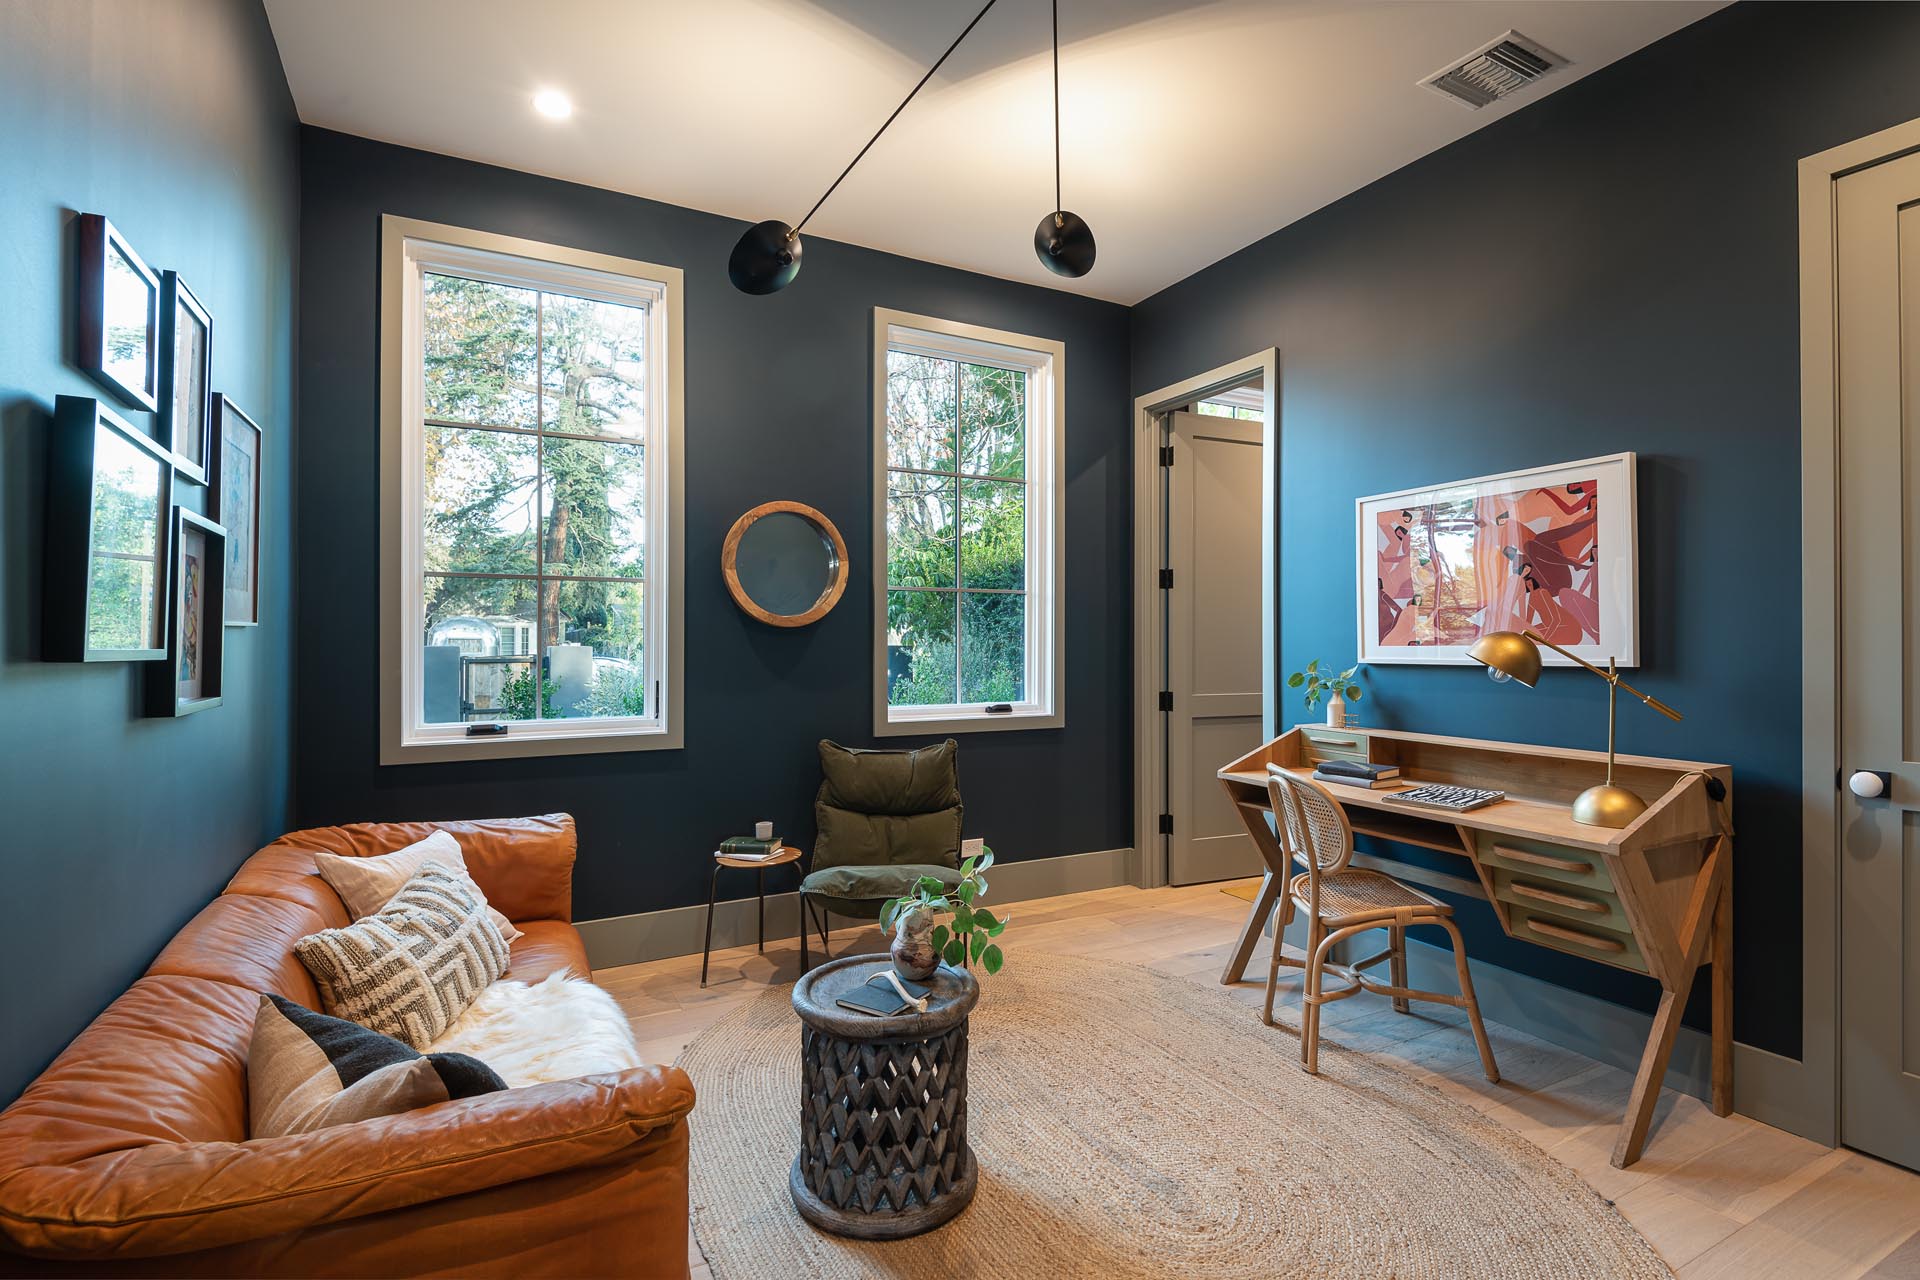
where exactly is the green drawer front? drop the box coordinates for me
[1490,867,1631,935]
[1507,904,1648,974]
[1300,728,1369,765]
[1476,834,1617,893]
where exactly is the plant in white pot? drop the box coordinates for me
[1287,660,1364,727]
[880,849,1008,981]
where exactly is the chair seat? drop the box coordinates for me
[1290,868,1451,924]
[801,863,962,914]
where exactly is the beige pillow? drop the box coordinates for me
[295,866,511,1049]
[248,993,505,1137]
[313,829,522,943]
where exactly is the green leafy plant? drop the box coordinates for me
[880,848,1009,975]
[1286,659,1363,712]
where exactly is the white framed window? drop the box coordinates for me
[872,308,1064,735]
[380,217,683,763]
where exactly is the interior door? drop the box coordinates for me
[1166,409,1265,885]
[1836,150,1920,1172]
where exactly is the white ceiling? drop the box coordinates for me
[264,0,1722,305]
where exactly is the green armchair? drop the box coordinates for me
[799,738,963,972]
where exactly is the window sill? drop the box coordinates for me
[874,707,1063,737]
[382,722,682,765]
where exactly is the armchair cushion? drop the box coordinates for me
[800,864,963,915]
[814,740,963,871]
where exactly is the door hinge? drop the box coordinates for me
[1158,813,1174,835]
[1159,568,1174,589]
[1159,445,1174,467]
[1158,690,1173,712]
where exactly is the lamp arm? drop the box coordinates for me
[1518,630,1683,722]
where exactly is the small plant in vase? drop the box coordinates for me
[880,848,1008,981]
[1287,659,1364,727]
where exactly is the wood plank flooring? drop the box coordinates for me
[596,880,1920,1279]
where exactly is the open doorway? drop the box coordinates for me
[1131,351,1278,888]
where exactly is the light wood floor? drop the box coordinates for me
[596,880,1920,1280]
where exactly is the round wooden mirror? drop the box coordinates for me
[722,501,849,627]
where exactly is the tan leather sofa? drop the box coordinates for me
[0,814,696,1279]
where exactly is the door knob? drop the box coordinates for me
[1849,769,1892,799]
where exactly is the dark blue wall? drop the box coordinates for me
[1132,1,1920,1058]
[295,130,1134,926]
[0,0,298,1101]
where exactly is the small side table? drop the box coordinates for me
[701,845,804,987]
[789,954,979,1240]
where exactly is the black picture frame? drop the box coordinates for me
[159,272,213,485]
[44,396,175,662]
[146,507,226,717]
[208,394,263,627]
[76,214,161,414]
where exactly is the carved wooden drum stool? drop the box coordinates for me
[789,954,979,1240]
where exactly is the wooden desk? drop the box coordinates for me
[1219,726,1732,1168]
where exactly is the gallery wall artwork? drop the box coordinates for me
[76,214,161,415]
[209,395,262,626]
[1356,452,1638,667]
[146,507,226,717]
[159,271,213,484]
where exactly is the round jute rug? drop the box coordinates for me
[681,955,1669,1279]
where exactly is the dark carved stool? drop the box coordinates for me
[789,954,979,1239]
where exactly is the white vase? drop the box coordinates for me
[1325,693,1347,728]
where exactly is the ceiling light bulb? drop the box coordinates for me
[532,89,573,121]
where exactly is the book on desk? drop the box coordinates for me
[1215,723,1734,1170]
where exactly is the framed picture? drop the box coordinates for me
[146,508,226,717]
[209,394,262,626]
[76,214,161,414]
[43,395,173,662]
[1356,452,1638,667]
[159,272,213,484]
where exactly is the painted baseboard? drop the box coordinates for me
[577,846,1137,971]
[1269,915,1815,1136]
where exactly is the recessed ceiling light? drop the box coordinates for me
[532,89,573,121]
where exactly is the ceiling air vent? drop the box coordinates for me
[1420,31,1565,109]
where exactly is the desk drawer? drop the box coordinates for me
[1507,904,1648,974]
[1490,867,1630,935]
[1476,834,1617,893]
[1300,727,1370,765]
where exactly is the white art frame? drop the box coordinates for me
[1356,451,1638,668]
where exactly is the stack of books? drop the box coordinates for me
[716,835,783,860]
[1311,759,1403,790]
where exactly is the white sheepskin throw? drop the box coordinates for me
[428,972,643,1087]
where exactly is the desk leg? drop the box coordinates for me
[1612,836,1728,1168]
[1221,871,1281,985]
[1711,877,1733,1116]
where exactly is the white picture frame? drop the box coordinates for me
[1356,451,1638,667]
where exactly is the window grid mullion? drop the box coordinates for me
[533,290,546,720]
[950,358,964,701]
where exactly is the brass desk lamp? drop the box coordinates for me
[1467,630,1682,828]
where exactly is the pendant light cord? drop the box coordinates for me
[792,0,1000,238]
[1052,0,1061,218]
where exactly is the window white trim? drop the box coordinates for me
[379,216,684,763]
[871,307,1065,736]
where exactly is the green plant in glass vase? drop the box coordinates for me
[1287,659,1364,726]
[881,848,1008,980]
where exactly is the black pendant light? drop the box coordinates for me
[1033,0,1095,278]
[729,0,1001,295]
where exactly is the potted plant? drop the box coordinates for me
[880,848,1008,980]
[1287,659,1364,727]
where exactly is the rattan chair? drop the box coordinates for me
[1263,765,1500,1080]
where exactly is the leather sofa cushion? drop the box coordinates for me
[221,845,353,930]
[146,893,332,1008]
[1,975,259,1157]
[268,814,575,924]
[507,920,592,985]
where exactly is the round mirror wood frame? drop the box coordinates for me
[722,500,849,627]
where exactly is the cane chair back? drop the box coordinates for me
[1267,767,1355,878]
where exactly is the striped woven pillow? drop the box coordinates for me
[294,865,510,1049]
